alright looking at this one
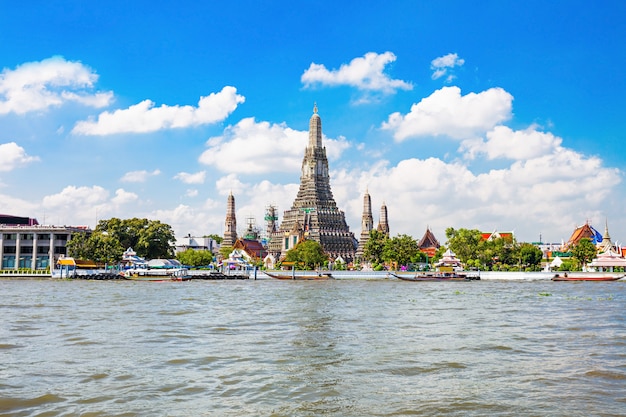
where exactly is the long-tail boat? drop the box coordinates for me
[391,271,480,282]
[265,271,333,280]
[551,273,624,282]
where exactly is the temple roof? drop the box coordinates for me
[418,227,440,249]
[481,231,514,242]
[233,238,267,259]
[564,222,603,249]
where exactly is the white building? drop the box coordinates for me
[0,221,91,270]
[174,235,219,255]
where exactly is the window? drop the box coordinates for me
[37,234,50,240]
[2,255,15,268]
[20,246,34,254]
[3,246,16,254]
[20,234,34,240]
[3,234,16,240]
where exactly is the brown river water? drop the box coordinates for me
[1,278,625,416]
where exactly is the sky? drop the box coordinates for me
[1,1,625,246]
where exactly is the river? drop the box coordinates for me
[1,279,625,416]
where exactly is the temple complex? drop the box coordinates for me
[222,192,238,247]
[269,105,357,262]
[356,190,374,259]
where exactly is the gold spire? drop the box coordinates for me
[313,102,318,114]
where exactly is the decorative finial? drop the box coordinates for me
[313,102,318,114]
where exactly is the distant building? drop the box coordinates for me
[232,238,267,263]
[0,216,91,270]
[174,235,219,255]
[481,230,514,242]
[268,105,357,262]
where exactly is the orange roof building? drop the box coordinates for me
[418,227,440,258]
[563,222,603,250]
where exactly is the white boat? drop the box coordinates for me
[119,248,190,281]
[119,267,190,281]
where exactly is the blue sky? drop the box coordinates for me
[1,1,625,245]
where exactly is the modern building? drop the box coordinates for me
[0,215,91,270]
[268,104,357,262]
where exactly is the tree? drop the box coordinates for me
[519,243,543,270]
[363,230,388,266]
[177,249,214,267]
[66,231,94,260]
[285,239,328,270]
[95,218,175,259]
[382,234,419,268]
[66,230,123,263]
[445,228,484,265]
[89,232,124,264]
[571,238,597,270]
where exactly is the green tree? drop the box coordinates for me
[285,239,328,270]
[571,238,597,270]
[177,249,214,267]
[66,231,94,260]
[363,230,388,266]
[382,234,419,268]
[519,243,543,270]
[445,228,484,265]
[89,232,124,264]
[95,218,175,259]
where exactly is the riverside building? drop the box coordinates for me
[0,215,90,270]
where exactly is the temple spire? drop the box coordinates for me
[308,103,322,148]
[223,192,237,247]
[269,106,356,262]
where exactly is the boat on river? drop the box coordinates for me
[265,271,333,280]
[391,271,480,282]
[551,273,624,282]
[119,267,191,281]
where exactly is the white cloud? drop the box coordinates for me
[330,145,621,244]
[111,188,139,205]
[72,86,245,135]
[0,142,40,171]
[382,86,513,141]
[460,125,562,160]
[301,52,412,94]
[431,53,465,81]
[174,171,206,184]
[120,169,161,183]
[185,189,199,197]
[0,56,113,115]
[199,117,350,174]
[41,185,139,226]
